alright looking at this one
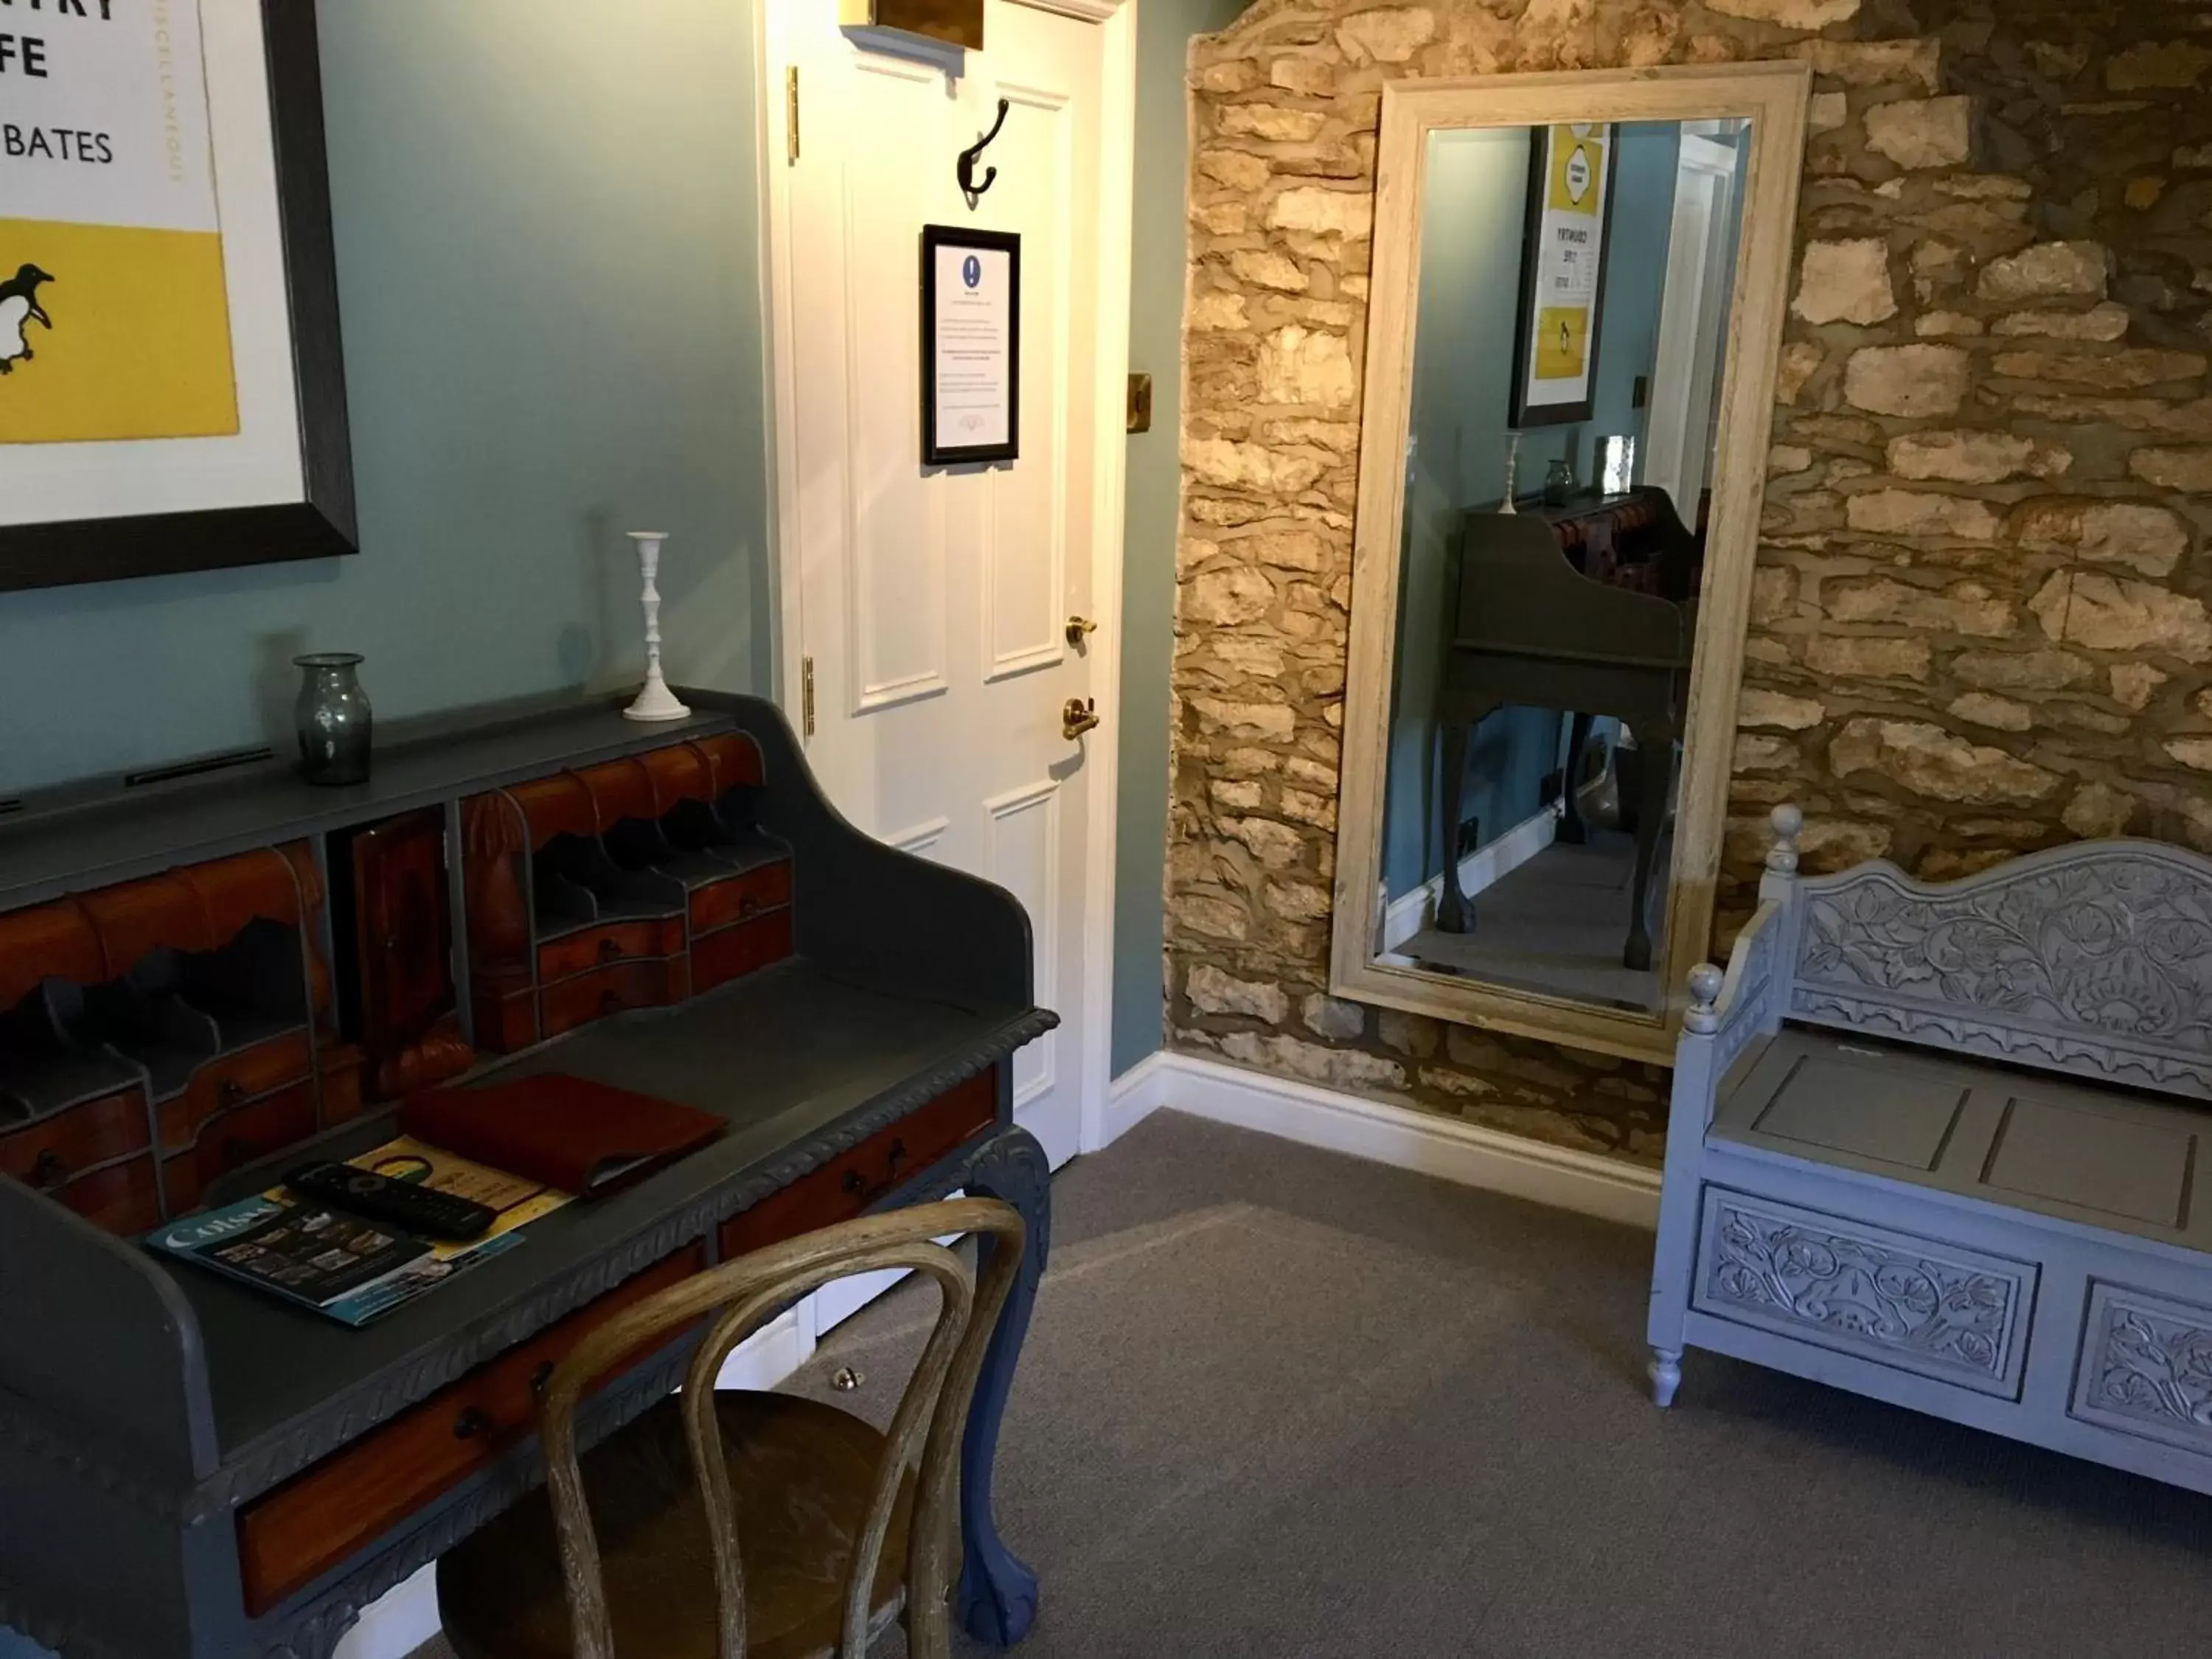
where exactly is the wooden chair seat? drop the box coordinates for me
[439,1391,912,1659]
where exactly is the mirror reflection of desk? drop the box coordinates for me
[1433,487,1700,975]
[0,694,1054,1659]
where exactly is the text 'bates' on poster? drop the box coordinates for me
[1,0,240,444]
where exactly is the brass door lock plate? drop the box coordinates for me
[1062,697,1101,740]
[1126,373,1152,434]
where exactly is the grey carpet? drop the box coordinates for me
[1402,832,1667,1012]
[412,1110,2212,1657]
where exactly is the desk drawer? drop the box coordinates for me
[688,861,792,934]
[692,909,795,996]
[537,916,687,984]
[539,956,689,1040]
[159,1030,313,1149]
[162,1083,318,1216]
[49,1155,164,1234]
[237,1244,706,1615]
[720,1068,996,1258]
[0,1088,153,1188]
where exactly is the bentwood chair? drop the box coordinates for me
[437,1197,1025,1659]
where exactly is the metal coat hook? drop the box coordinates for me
[958,98,1011,204]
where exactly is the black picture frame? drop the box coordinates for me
[0,0,356,594]
[919,223,1021,467]
[1508,122,1620,431]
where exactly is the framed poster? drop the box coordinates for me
[921,224,1020,466]
[0,0,354,592]
[1509,122,1618,429]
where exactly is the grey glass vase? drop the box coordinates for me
[293,653,372,786]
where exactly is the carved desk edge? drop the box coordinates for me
[1683,804,2212,1105]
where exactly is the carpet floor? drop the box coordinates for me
[1402,832,1666,1013]
[412,1109,2212,1657]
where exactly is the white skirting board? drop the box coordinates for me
[1105,1050,1660,1231]
[1375,802,1560,956]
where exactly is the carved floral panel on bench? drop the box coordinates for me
[1788,846,2212,1099]
[1694,1192,2031,1397]
[2070,1281,2212,1459]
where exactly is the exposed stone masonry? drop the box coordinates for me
[1166,0,2212,1165]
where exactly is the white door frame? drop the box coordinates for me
[1643,130,1739,521]
[754,0,1138,1159]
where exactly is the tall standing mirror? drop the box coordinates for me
[1332,66,1810,1063]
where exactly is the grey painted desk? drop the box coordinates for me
[0,692,1057,1658]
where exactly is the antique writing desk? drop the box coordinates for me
[1434,493,1698,972]
[0,692,1054,1659]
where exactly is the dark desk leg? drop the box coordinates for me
[957,1125,1051,1646]
[1435,718,1475,934]
[1557,712,1594,845]
[1622,725,1675,973]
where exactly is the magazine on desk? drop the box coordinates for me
[147,1136,574,1326]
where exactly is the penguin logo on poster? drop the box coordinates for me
[0,264,55,376]
[962,254,983,290]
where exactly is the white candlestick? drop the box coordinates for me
[623,531,691,722]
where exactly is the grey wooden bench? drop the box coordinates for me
[1649,804,2212,1495]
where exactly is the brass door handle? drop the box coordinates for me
[1065,616,1098,647]
[1062,698,1102,740]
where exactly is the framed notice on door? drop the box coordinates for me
[0,0,355,592]
[921,224,1020,466]
[1509,122,1617,428]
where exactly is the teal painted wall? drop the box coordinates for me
[1110,0,1256,1077]
[1380,121,1686,901]
[0,0,773,798]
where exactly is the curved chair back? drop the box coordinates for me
[535,1196,1026,1659]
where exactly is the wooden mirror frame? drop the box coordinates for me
[1329,63,1811,1065]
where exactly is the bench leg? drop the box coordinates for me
[1649,1348,1683,1408]
[956,1125,1051,1646]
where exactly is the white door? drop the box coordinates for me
[1643,131,1741,520]
[767,0,1115,1170]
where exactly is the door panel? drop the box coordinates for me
[776,0,1103,1168]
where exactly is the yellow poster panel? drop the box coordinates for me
[0,218,240,445]
[1546,125,1606,216]
[1533,305,1589,383]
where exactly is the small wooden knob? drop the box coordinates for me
[29,1150,66,1191]
[598,936,623,961]
[530,1360,556,1399]
[453,1406,493,1441]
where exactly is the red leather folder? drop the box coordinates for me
[399,1074,724,1195]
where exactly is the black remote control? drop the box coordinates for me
[284,1161,498,1242]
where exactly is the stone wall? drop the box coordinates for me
[1164,0,2212,1164]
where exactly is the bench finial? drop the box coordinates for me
[1767,804,1804,877]
[1686,962,1725,1035]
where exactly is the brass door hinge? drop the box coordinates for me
[786,66,801,163]
[801,655,817,737]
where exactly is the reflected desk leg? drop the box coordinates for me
[1622,711,1677,973]
[1558,712,1594,845]
[956,1124,1051,1646]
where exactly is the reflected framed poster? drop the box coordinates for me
[1509,121,1617,428]
[921,224,1020,466]
[0,0,355,592]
